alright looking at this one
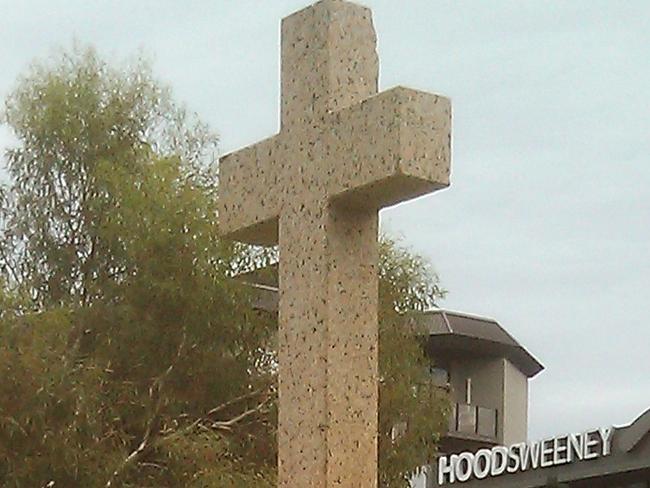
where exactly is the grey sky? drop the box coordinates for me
[1,0,649,441]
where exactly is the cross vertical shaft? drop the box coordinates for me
[278,198,379,486]
[324,204,379,485]
[277,5,380,482]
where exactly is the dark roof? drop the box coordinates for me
[234,266,544,377]
[414,309,544,378]
[619,407,650,453]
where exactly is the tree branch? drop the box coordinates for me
[205,385,270,418]
[159,385,273,443]
[209,396,271,432]
[105,392,162,488]
[104,328,187,488]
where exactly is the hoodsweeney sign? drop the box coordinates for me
[438,427,613,485]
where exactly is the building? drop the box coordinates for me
[411,310,650,488]
[238,266,650,487]
[409,309,543,488]
[415,309,543,451]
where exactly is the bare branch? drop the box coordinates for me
[210,396,271,432]
[105,392,162,488]
[159,385,273,443]
[205,385,271,418]
[104,328,187,488]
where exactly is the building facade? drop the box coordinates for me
[413,310,650,488]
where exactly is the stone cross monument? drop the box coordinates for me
[219,1,451,486]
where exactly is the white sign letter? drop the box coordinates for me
[455,453,474,482]
[568,433,584,462]
[507,444,522,473]
[473,449,491,480]
[438,455,455,485]
[583,431,599,460]
[599,427,614,456]
[491,446,508,476]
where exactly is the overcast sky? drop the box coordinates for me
[1,0,649,441]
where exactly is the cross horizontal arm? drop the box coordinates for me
[219,136,283,245]
[325,86,451,209]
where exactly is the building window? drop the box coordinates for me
[429,366,449,386]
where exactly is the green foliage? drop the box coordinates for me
[378,237,449,487]
[0,47,448,487]
[1,46,216,308]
